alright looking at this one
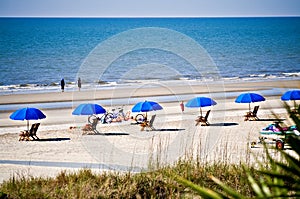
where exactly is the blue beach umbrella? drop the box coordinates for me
[281,90,300,108]
[235,92,265,111]
[72,103,106,115]
[132,100,163,118]
[281,90,300,100]
[185,97,217,116]
[10,107,46,130]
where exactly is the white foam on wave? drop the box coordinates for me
[250,74,267,78]
[0,83,70,95]
[282,72,300,77]
[0,72,299,96]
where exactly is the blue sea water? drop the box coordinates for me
[0,17,299,93]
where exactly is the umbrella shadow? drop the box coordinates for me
[257,118,286,122]
[104,132,130,136]
[130,122,140,125]
[210,123,239,127]
[154,128,185,132]
[84,132,129,136]
[34,138,71,142]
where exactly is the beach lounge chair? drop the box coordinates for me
[140,114,156,131]
[91,118,99,133]
[19,123,40,141]
[195,110,211,126]
[244,106,259,121]
[19,124,34,141]
[30,123,40,140]
[82,118,99,134]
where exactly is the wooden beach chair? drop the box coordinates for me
[195,110,211,126]
[140,114,156,131]
[30,123,40,140]
[19,124,34,141]
[19,123,40,141]
[244,106,259,121]
[91,118,99,133]
[82,118,99,134]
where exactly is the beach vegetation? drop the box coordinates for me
[0,161,255,198]
[170,103,300,198]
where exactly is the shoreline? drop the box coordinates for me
[0,88,291,113]
[0,79,299,105]
[1,72,299,96]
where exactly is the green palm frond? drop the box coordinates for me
[172,175,224,199]
[172,105,300,198]
[210,176,247,199]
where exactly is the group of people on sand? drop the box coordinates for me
[60,77,81,92]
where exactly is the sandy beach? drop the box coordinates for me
[0,79,299,183]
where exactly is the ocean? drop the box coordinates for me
[0,17,299,94]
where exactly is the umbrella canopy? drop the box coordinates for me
[10,107,46,130]
[132,100,163,118]
[235,92,265,111]
[185,97,217,116]
[281,90,300,108]
[132,100,163,112]
[281,90,300,101]
[72,103,106,115]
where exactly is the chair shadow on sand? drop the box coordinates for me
[88,130,185,134]
[104,132,130,136]
[151,128,185,132]
[84,132,130,136]
[209,123,239,127]
[254,118,285,122]
[33,138,71,142]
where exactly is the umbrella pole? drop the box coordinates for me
[294,100,297,109]
[248,103,251,112]
[200,108,202,117]
[27,120,29,131]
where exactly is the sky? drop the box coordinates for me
[0,0,300,17]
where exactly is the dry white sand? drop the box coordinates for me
[0,79,299,183]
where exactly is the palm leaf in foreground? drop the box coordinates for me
[171,108,300,198]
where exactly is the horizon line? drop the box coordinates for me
[0,15,300,18]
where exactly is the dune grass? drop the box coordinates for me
[0,159,257,198]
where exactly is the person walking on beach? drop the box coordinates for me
[60,78,65,92]
[77,77,82,91]
[180,101,184,112]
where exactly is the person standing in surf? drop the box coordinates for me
[77,77,82,91]
[60,78,65,92]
